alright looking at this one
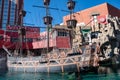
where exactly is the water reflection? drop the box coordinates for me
[0,71,120,80]
[82,73,120,80]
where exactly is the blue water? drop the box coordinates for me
[82,73,120,80]
[0,72,68,80]
[0,72,120,80]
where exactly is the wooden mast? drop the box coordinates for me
[18,5,26,56]
[43,0,53,53]
[66,0,77,49]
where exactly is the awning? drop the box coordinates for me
[81,29,91,34]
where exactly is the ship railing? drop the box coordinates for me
[8,54,82,65]
[8,56,41,62]
[8,49,99,68]
[7,54,99,71]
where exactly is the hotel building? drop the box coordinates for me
[0,0,24,29]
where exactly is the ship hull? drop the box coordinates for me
[8,64,78,73]
[7,55,83,73]
[0,57,7,73]
[7,55,120,73]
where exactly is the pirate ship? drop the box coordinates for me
[1,0,120,73]
[2,0,85,73]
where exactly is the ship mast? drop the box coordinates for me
[66,0,77,48]
[18,8,26,56]
[43,0,53,53]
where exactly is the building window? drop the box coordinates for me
[11,37,19,42]
[26,38,33,42]
[11,0,16,4]
[2,24,7,29]
[58,31,68,36]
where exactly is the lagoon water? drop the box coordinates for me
[1,71,120,80]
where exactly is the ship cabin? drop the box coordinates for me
[0,25,71,57]
[52,25,71,50]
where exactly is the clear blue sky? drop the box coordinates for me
[24,0,120,31]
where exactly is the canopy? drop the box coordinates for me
[81,29,91,34]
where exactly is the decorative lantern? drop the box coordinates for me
[67,0,75,10]
[43,0,50,6]
[66,19,77,29]
[43,16,53,25]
